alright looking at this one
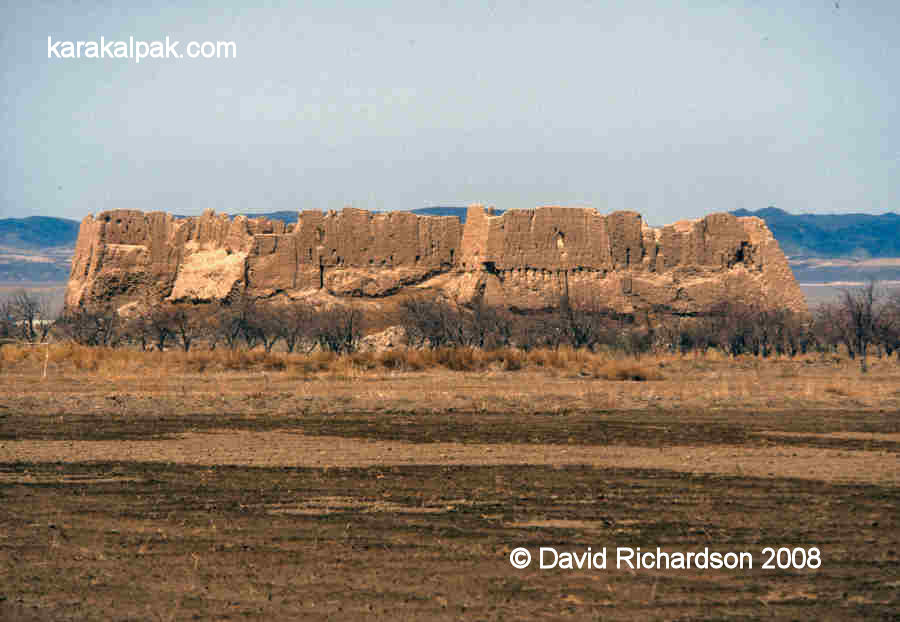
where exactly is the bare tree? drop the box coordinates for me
[124,311,153,351]
[511,311,567,351]
[468,298,513,349]
[246,305,284,353]
[400,298,466,348]
[146,306,177,351]
[169,304,211,352]
[213,296,258,350]
[276,302,313,353]
[55,306,121,346]
[313,306,361,353]
[558,294,624,350]
[876,291,900,359]
[4,290,53,343]
[12,290,40,342]
[813,302,846,355]
[840,280,880,372]
[0,297,16,341]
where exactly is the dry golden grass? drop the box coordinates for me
[823,385,850,397]
[0,344,665,379]
[592,361,664,381]
[3,342,900,413]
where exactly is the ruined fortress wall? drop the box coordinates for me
[246,208,463,297]
[65,205,807,315]
[449,206,805,312]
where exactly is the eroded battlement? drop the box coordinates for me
[66,204,806,315]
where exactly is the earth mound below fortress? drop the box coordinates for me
[65,205,806,316]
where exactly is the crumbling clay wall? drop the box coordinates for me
[66,205,807,316]
[67,208,464,309]
[454,205,806,313]
[247,208,462,297]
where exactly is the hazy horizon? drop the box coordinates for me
[5,205,900,228]
[3,1,898,223]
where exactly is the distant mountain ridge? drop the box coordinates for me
[241,207,481,223]
[0,216,80,249]
[731,207,900,258]
[0,216,80,282]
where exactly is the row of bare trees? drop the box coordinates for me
[399,283,900,368]
[400,296,807,357]
[813,281,900,371]
[55,298,362,354]
[9,281,900,368]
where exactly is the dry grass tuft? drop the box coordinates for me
[592,361,664,381]
[824,385,850,397]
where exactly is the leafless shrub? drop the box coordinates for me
[0,297,16,341]
[812,280,893,372]
[875,291,900,358]
[312,306,362,354]
[400,297,466,348]
[144,305,176,351]
[55,306,122,347]
[558,294,609,350]
[511,312,567,351]
[0,290,54,343]
[169,304,211,352]
[211,296,259,350]
[274,302,314,353]
[468,298,514,349]
[840,281,879,372]
[401,296,525,351]
[244,305,284,352]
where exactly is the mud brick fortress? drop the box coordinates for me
[66,205,806,315]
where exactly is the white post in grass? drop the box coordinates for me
[1,339,51,380]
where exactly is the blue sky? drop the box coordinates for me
[2,1,898,224]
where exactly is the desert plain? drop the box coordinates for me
[0,347,898,620]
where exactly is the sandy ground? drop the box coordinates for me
[1,365,898,620]
[1,429,897,485]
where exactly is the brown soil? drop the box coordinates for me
[2,430,897,485]
[1,363,898,620]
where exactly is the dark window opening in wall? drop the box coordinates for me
[625,248,630,266]
[308,248,312,260]
[450,249,455,262]
[319,264,324,289]
[389,254,393,263]
[415,254,420,263]
[483,261,499,275]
